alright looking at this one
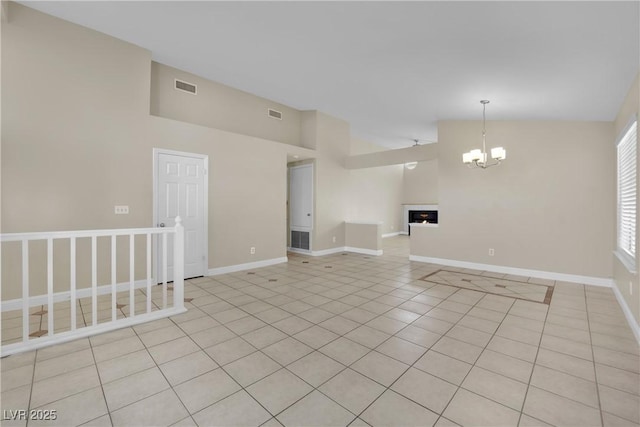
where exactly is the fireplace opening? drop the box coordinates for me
[408,210,438,235]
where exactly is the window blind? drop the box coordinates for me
[617,120,637,260]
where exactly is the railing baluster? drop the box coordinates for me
[47,238,54,336]
[70,237,76,331]
[21,239,29,342]
[162,232,168,309]
[91,236,97,326]
[146,233,152,314]
[111,235,116,322]
[173,217,185,311]
[129,234,135,317]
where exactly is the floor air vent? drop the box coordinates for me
[175,79,197,95]
[268,109,283,120]
[291,230,310,250]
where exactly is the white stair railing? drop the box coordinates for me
[0,217,186,357]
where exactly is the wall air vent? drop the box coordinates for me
[268,109,283,120]
[174,79,197,95]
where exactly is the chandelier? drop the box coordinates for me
[462,100,506,169]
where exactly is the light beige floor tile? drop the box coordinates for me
[0,384,31,415]
[462,366,527,411]
[1,351,36,372]
[433,416,461,426]
[110,389,188,427]
[456,314,500,334]
[535,348,596,382]
[192,390,271,427]
[293,326,339,349]
[173,368,241,414]
[242,326,288,349]
[103,367,169,411]
[591,333,639,356]
[247,368,313,415]
[594,346,640,374]
[319,316,360,335]
[599,384,640,423]
[475,349,533,383]
[276,390,355,427]
[544,322,592,344]
[391,367,457,414]
[487,335,538,363]
[431,336,483,364]
[365,316,408,335]
[159,351,218,386]
[1,364,34,392]
[412,316,454,335]
[602,411,640,427]
[79,414,113,426]
[262,337,313,366]
[444,389,520,427]
[36,338,91,362]
[530,365,599,408]
[169,416,197,427]
[92,335,145,363]
[376,336,426,364]
[319,368,385,415]
[147,336,200,365]
[30,386,107,427]
[319,337,369,366]
[351,351,409,387]
[287,351,345,387]
[176,316,219,335]
[518,414,553,427]
[272,316,314,335]
[394,324,440,349]
[414,350,472,385]
[224,351,281,387]
[596,363,640,395]
[33,348,95,382]
[523,386,602,427]
[345,326,391,349]
[97,349,155,384]
[189,325,236,348]
[361,389,439,427]
[446,324,492,348]
[31,365,100,408]
[205,336,257,366]
[138,325,186,347]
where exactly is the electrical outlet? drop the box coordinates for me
[332,236,336,243]
[115,205,129,214]
[488,248,495,256]
[250,247,256,255]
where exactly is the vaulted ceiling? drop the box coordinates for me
[20,1,640,148]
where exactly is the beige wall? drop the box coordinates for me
[403,160,438,205]
[411,120,615,279]
[348,165,403,235]
[1,3,292,298]
[345,223,382,251]
[612,73,639,325]
[151,62,302,147]
[346,143,438,169]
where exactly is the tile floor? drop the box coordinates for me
[1,236,639,427]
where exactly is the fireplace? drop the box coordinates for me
[408,210,438,235]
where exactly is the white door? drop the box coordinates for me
[289,164,313,250]
[155,150,207,281]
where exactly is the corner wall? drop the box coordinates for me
[411,120,615,280]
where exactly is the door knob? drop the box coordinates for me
[159,223,165,227]
[307,213,311,216]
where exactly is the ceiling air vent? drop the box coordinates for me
[268,109,283,120]
[174,79,197,95]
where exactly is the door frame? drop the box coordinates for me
[152,148,209,281]
[288,163,314,253]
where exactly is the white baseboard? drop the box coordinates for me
[611,282,640,344]
[1,279,154,312]
[382,232,402,238]
[344,247,383,256]
[311,247,347,256]
[287,247,312,255]
[208,257,288,276]
[409,255,614,287]
[399,231,409,236]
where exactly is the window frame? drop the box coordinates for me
[615,118,637,273]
